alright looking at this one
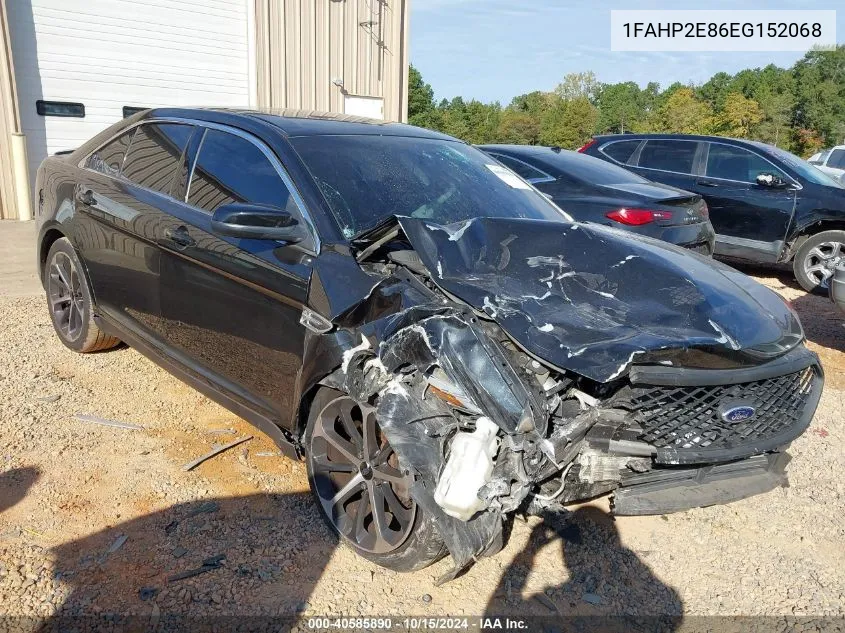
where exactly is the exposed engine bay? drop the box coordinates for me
[308,215,823,582]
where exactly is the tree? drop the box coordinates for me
[697,72,733,110]
[498,110,541,144]
[407,65,435,127]
[540,96,598,149]
[594,81,643,134]
[554,72,599,102]
[754,88,795,148]
[652,88,714,134]
[717,92,764,138]
[792,46,845,145]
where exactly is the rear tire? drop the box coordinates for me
[793,230,845,293]
[45,238,120,353]
[303,387,446,572]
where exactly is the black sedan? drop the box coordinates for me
[478,144,715,255]
[581,134,845,292]
[36,109,821,578]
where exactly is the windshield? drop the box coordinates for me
[289,135,571,238]
[754,143,843,188]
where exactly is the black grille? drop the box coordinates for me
[623,367,816,456]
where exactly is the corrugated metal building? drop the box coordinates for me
[0,0,410,220]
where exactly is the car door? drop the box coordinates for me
[697,142,797,262]
[74,121,196,339]
[158,125,313,421]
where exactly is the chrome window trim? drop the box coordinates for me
[596,139,644,167]
[487,151,556,184]
[600,137,802,189]
[78,117,321,253]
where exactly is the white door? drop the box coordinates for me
[344,95,385,120]
[7,0,252,188]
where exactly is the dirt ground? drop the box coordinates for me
[0,246,843,622]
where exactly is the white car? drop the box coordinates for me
[808,146,845,184]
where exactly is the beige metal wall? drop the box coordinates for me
[0,0,21,220]
[255,0,409,122]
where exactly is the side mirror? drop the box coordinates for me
[211,203,304,243]
[756,172,789,188]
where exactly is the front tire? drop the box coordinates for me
[303,387,446,572]
[45,238,120,353]
[793,230,845,293]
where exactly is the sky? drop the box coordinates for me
[410,0,844,105]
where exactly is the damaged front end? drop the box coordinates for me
[310,215,823,580]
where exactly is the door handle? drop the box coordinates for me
[76,188,96,206]
[164,226,196,248]
[696,179,720,188]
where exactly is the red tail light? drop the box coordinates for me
[577,138,597,153]
[606,208,673,226]
[699,201,709,218]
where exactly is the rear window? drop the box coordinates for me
[121,123,194,195]
[544,150,649,186]
[600,140,640,164]
[637,140,699,174]
[489,153,549,181]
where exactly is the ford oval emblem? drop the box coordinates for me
[720,405,756,422]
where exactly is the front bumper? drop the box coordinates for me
[613,452,790,515]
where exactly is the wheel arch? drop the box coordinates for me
[38,227,67,284]
[784,220,845,261]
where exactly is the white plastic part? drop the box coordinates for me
[433,417,500,521]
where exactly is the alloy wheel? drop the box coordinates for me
[309,396,416,554]
[802,241,844,289]
[48,252,85,342]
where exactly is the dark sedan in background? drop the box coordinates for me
[478,144,715,255]
[581,134,845,292]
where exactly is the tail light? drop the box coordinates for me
[577,139,597,153]
[606,208,673,226]
[699,201,709,218]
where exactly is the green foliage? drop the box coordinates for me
[717,92,764,138]
[651,88,715,135]
[409,46,845,156]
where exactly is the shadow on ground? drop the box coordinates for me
[45,492,336,625]
[485,507,683,625]
[0,467,40,515]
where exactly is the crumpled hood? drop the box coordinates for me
[396,216,803,382]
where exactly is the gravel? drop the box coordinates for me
[0,267,844,618]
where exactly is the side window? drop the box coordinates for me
[490,154,549,181]
[600,140,640,164]
[121,123,194,195]
[706,144,786,183]
[828,149,845,169]
[85,130,135,177]
[188,129,297,214]
[637,140,699,174]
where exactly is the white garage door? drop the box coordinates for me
[7,0,253,187]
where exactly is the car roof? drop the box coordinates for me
[141,107,456,141]
[592,132,770,150]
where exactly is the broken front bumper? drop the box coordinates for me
[612,452,790,515]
